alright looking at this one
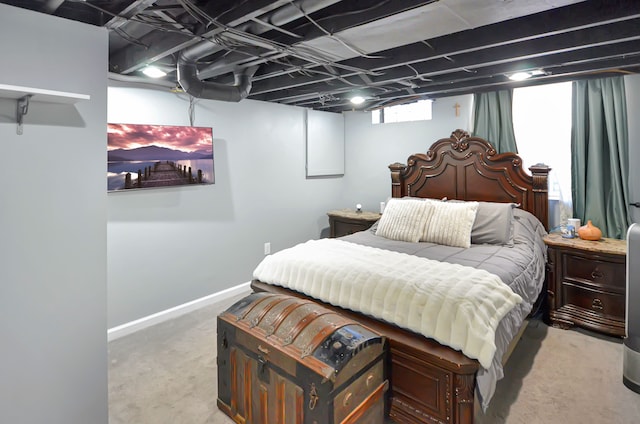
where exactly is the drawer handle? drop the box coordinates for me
[257,345,270,355]
[366,374,374,387]
[592,298,604,310]
[591,270,604,279]
[343,392,353,407]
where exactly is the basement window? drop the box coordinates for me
[512,81,572,229]
[372,99,433,124]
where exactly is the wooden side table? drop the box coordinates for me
[327,209,381,238]
[544,233,627,336]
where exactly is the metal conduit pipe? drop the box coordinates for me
[176,0,342,100]
[249,0,342,31]
[216,0,343,40]
[194,0,343,80]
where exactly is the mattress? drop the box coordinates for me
[339,207,548,410]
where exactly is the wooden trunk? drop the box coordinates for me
[217,292,388,424]
[251,281,480,424]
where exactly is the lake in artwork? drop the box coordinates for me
[107,123,214,192]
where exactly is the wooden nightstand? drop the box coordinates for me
[327,209,381,238]
[544,233,627,337]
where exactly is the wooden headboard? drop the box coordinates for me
[389,129,551,229]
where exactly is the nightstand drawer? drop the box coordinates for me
[562,281,625,318]
[333,220,371,237]
[562,254,625,289]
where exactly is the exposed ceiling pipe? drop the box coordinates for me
[251,0,343,31]
[176,0,342,100]
[177,41,258,101]
[198,0,342,79]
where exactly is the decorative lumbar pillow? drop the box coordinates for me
[421,201,479,248]
[375,198,435,242]
[471,202,517,246]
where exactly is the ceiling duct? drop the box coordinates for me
[177,41,258,102]
[41,0,64,14]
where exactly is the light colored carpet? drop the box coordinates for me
[109,293,640,424]
[477,320,640,424]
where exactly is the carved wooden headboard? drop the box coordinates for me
[389,129,551,229]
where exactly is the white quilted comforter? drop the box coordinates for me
[253,238,522,368]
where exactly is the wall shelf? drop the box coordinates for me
[0,84,90,104]
[0,84,90,134]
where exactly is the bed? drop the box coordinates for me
[251,129,550,424]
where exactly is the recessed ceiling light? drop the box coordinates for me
[508,69,545,81]
[508,71,532,81]
[350,96,365,105]
[142,66,167,78]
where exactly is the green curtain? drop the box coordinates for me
[571,76,630,239]
[472,90,518,153]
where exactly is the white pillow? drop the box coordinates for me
[421,201,479,248]
[375,198,434,242]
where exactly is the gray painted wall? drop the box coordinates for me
[341,95,474,210]
[107,86,344,327]
[0,5,108,424]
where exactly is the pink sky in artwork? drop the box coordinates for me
[107,123,213,153]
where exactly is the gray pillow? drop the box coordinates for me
[471,202,516,246]
[447,200,516,245]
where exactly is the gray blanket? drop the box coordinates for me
[340,208,548,410]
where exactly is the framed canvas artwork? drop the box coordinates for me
[107,123,214,192]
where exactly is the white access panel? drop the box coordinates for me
[305,108,345,177]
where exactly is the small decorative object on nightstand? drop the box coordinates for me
[544,233,627,336]
[577,219,602,240]
[327,209,381,238]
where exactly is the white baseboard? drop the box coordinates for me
[107,281,252,342]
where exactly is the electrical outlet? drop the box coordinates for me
[264,242,271,255]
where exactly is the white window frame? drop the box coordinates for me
[372,99,433,124]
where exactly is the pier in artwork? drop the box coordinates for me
[124,161,203,189]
